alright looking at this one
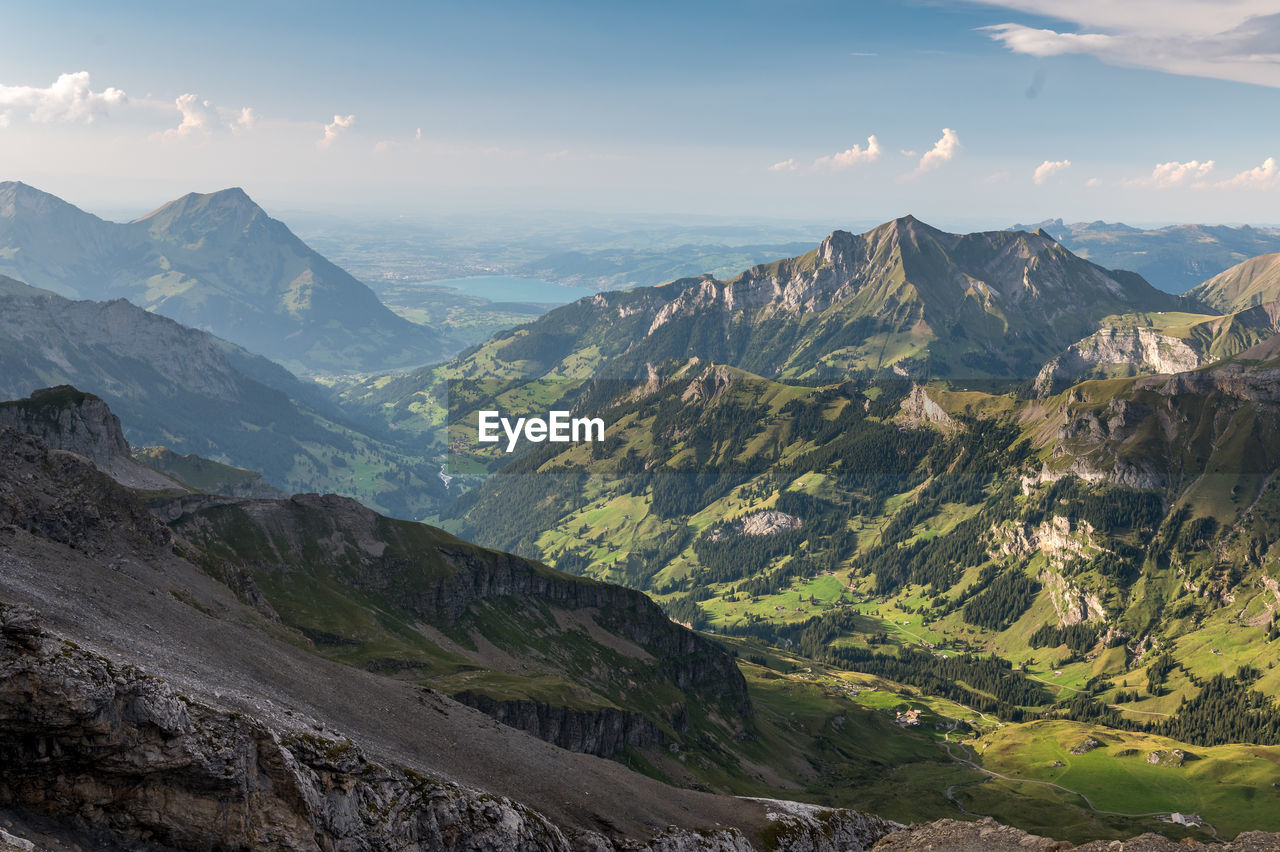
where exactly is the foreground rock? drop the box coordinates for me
[873,818,1280,851]
[0,603,901,852]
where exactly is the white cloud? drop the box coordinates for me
[768,158,798,172]
[899,149,918,158]
[415,127,423,142]
[1218,156,1279,188]
[982,25,1116,57]
[914,128,960,174]
[318,114,355,149]
[975,2,1280,88]
[813,135,881,170]
[156,93,217,140]
[983,170,1012,183]
[1086,176,1103,187]
[0,71,126,125]
[1147,159,1215,187]
[231,107,257,133]
[1033,158,1071,184]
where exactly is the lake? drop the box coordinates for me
[425,276,597,305]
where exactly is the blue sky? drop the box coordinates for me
[2,0,1278,227]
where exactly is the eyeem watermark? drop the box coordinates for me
[477,410,605,453]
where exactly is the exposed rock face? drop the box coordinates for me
[994,516,1101,564]
[0,387,182,492]
[1041,569,1108,627]
[711,511,802,541]
[0,604,567,851]
[681,364,734,403]
[740,511,802,537]
[897,385,957,432]
[0,606,905,852]
[166,492,752,753]
[452,693,663,756]
[0,428,173,555]
[1035,327,1201,395]
[749,798,899,852]
[872,817,1070,851]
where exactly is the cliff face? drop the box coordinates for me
[1034,327,1202,395]
[0,386,182,492]
[0,605,902,852]
[166,491,751,756]
[0,428,173,555]
[453,693,663,755]
[0,604,572,851]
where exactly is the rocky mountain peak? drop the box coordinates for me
[0,386,184,492]
[135,186,272,240]
[0,181,97,225]
[0,386,130,461]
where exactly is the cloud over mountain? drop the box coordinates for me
[813,136,881,170]
[0,71,126,125]
[1033,159,1071,184]
[913,128,959,175]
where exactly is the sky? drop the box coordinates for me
[1,0,1279,228]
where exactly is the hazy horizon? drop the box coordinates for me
[3,1,1279,225]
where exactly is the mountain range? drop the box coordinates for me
[334,214,1280,839]
[0,181,454,374]
[7,202,1280,846]
[0,274,442,517]
[0,386,955,850]
[343,217,1188,439]
[1013,218,1280,294]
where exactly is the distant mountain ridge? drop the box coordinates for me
[0,181,454,374]
[1012,218,1280,294]
[0,274,442,517]
[409,216,1180,389]
[1186,252,1280,313]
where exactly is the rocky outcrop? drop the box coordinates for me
[993,515,1102,565]
[897,385,958,432]
[750,798,900,852]
[712,511,803,541]
[0,603,574,852]
[0,386,183,492]
[681,365,734,403]
[0,604,906,852]
[1035,327,1201,395]
[0,428,172,555]
[1041,569,1108,626]
[453,693,663,756]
